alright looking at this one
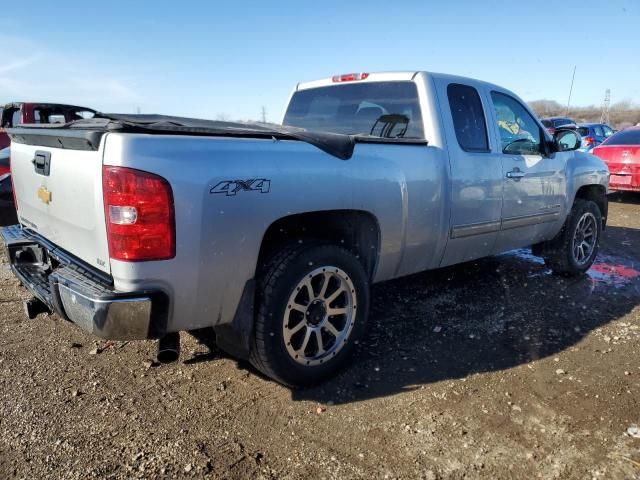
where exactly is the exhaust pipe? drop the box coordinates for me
[157,332,180,363]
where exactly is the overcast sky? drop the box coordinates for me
[1,0,638,121]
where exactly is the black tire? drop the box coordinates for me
[250,243,370,387]
[541,199,602,276]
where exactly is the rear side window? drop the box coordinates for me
[602,128,640,146]
[283,81,424,138]
[593,125,604,137]
[11,110,21,127]
[446,84,489,152]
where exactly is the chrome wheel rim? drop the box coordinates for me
[572,212,597,265]
[283,266,357,366]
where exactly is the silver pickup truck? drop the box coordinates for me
[2,71,608,386]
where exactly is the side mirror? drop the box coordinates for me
[554,129,581,152]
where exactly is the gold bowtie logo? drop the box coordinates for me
[38,186,52,204]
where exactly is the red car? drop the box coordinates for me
[592,126,640,192]
[0,102,96,150]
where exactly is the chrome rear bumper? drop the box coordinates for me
[1,224,168,340]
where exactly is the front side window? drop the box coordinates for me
[602,125,614,137]
[446,83,489,152]
[283,81,424,139]
[491,92,542,155]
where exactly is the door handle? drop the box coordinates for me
[506,168,525,180]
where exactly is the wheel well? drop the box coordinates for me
[257,210,381,280]
[574,185,608,227]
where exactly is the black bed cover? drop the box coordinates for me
[7,113,356,160]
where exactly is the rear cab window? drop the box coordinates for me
[283,81,424,139]
[446,83,489,152]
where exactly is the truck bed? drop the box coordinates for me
[9,114,360,160]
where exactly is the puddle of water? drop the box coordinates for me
[504,249,640,288]
[588,256,640,286]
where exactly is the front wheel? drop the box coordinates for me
[541,199,602,275]
[250,244,370,387]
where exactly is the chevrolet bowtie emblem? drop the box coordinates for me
[38,186,52,204]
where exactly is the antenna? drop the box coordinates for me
[565,66,576,116]
[600,89,611,125]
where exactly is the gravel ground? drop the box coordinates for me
[1,195,639,479]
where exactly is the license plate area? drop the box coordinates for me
[610,174,632,185]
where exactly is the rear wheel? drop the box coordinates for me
[250,244,369,387]
[541,199,602,275]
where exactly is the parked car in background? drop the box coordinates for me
[0,146,12,207]
[577,123,615,152]
[592,126,640,192]
[541,117,577,136]
[0,147,9,181]
[0,102,97,150]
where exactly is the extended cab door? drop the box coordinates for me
[488,91,566,252]
[436,81,504,267]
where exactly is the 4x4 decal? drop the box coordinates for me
[210,179,271,196]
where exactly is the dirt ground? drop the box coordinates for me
[1,195,639,480]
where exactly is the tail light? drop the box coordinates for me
[332,72,370,82]
[583,136,596,147]
[547,127,556,136]
[102,166,175,261]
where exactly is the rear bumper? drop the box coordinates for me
[1,224,168,340]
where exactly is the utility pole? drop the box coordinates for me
[260,106,267,124]
[600,89,611,125]
[565,65,576,116]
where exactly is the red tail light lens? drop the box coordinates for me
[583,136,595,146]
[102,166,175,261]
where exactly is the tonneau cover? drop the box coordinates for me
[9,113,356,160]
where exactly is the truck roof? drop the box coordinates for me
[295,71,505,92]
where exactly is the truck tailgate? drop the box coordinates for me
[10,139,110,274]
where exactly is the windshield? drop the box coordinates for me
[283,81,424,138]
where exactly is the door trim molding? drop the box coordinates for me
[450,220,501,239]
[500,211,561,230]
[451,208,562,239]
